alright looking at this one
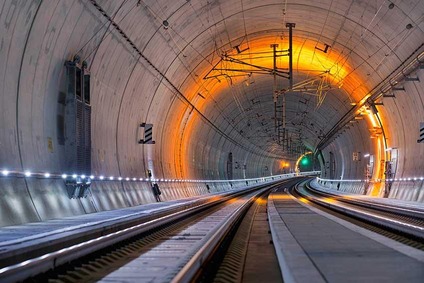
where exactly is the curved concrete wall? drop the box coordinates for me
[0,0,423,227]
[318,64,424,201]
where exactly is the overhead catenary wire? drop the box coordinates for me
[76,0,132,64]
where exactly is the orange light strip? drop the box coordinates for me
[171,36,373,179]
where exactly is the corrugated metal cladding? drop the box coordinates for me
[65,60,91,176]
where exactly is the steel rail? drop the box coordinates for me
[306,183,424,220]
[0,180,286,282]
[173,177,308,282]
[171,188,264,282]
[294,181,424,240]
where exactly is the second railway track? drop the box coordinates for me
[292,180,424,249]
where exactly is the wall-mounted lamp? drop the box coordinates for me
[363,153,370,157]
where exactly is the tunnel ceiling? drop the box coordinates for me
[3,0,422,180]
[87,0,423,161]
[202,73,352,157]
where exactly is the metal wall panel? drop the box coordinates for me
[65,61,91,176]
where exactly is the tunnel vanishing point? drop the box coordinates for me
[0,0,424,227]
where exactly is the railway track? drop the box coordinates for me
[203,180,305,283]
[0,177,306,283]
[292,181,424,249]
[1,176,422,282]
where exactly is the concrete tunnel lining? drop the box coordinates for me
[0,0,423,226]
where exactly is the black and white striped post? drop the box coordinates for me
[139,123,156,144]
[418,122,424,143]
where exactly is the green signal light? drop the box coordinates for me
[301,158,309,165]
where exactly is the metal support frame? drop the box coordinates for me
[271,44,279,138]
[203,51,290,81]
[392,86,405,91]
[316,47,424,152]
[202,23,304,154]
[286,22,295,89]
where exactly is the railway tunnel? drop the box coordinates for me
[0,1,424,282]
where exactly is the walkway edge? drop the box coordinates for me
[293,183,424,263]
[267,192,326,283]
